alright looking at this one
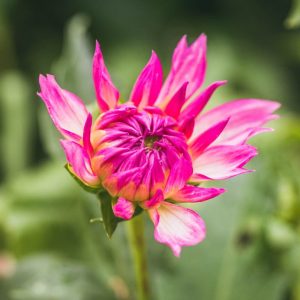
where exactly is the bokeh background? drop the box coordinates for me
[0,0,300,299]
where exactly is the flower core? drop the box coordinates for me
[92,105,192,202]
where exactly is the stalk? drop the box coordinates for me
[127,214,151,300]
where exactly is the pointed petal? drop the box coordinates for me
[83,113,93,157]
[164,82,188,120]
[38,74,88,141]
[191,99,280,145]
[189,118,229,157]
[164,156,193,197]
[130,51,163,108]
[180,81,227,119]
[149,202,206,256]
[172,35,188,69]
[112,197,135,220]
[156,34,207,104]
[192,144,258,181]
[60,140,99,186]
[143,189,164,209]
[177,116,195,139]
[172,185,226,203]
[93,41,119,112]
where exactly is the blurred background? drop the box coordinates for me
[0,0,300,299]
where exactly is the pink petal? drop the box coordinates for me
[60,140,99,186]
[172,185,226,203]
[180,81,227,119]
[38,74,88,141]
[189,118,229,157]
[93,41,119,112]
[164,157,193,198]
[192,144,258,181]
[172,35,188,69]
[149,202,206,257]
[164,82,188,120]
[177,116,195,139]
[83,113,93,157]
[112,197,135,220]
[156,34,207,104]
[191,99,280,145]
[130,51,163,108]
[143,189,164,209]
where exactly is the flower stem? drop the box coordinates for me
[127,214,151,300]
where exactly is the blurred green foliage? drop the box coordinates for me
[0,1,300,299]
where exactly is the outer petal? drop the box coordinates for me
[180,81,227,119]
[83,113,93,157]
[112,197,135,220]
[156,34,207,104]
[60,140,100,186]
[177,116,195,139]
[164,156,193,198]
[189,118,229,158]
[191,99,280,145]
[93,41,119,112]
[149,202,206,257]
[192,144,258,181]
[38,74,88,141]
[164,82,188,120]
[171,185,226,203]
[130,51,163,108]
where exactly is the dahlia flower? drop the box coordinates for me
[38,35,279,256]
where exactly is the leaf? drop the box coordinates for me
[98,191,120,238]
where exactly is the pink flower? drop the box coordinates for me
[38,35,280,256]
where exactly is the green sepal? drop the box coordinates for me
[133,205,143,218]
[98,191,122,238]
[64,164,102,194]
[98,191,145,238]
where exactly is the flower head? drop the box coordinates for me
[38,35,279,256]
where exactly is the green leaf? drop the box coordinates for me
[64,164,102,194]
[98,192,145,238]
[98,191,120,238]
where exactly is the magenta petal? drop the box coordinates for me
[38,74,88,141]
[156,34,207,104]
[180,81,227,119]
[164,157,193,197]
[172,185,226,203]
[164,82,188,120]
[112,197,135,220]
[191,99,280,145]
[144,189,164,209]
[192,144,258,181]
[60,140,99,186]
[130,51,163,108]
[149,202,206,257]
[177,116,195,139]
[83,113,93,157]
[172,35,188,69]
[189,118,229,157]
[93,41,119,112]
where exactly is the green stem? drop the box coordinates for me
[127,214,151,300]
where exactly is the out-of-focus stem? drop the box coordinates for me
[127,214,151,300]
